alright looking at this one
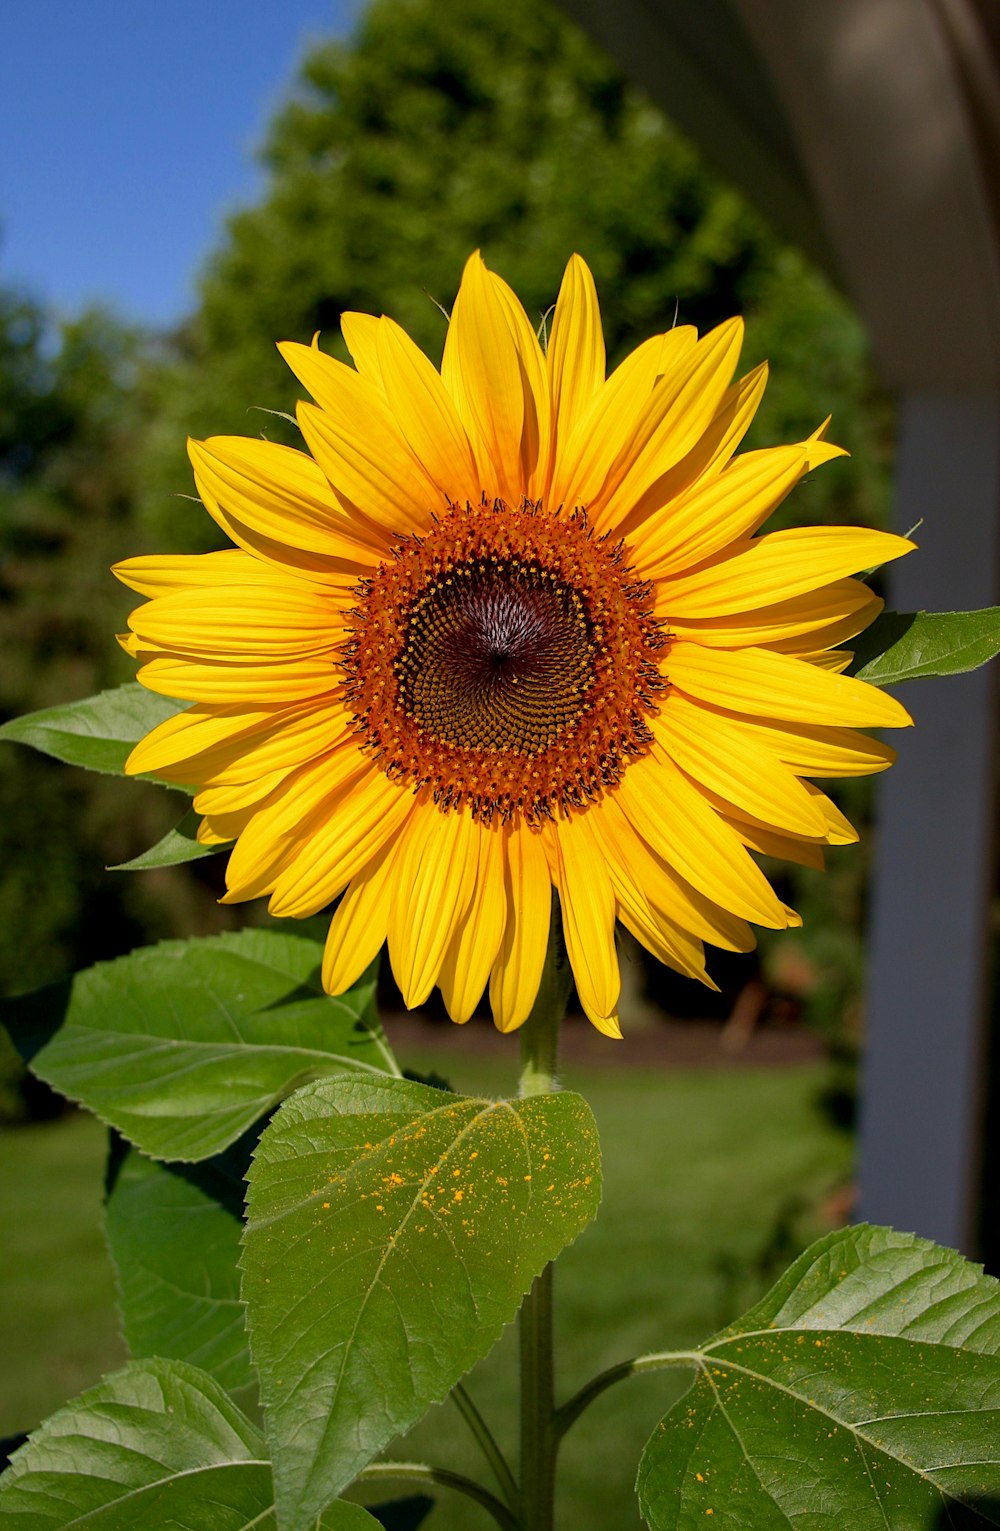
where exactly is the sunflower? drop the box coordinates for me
[116,253,912,1037]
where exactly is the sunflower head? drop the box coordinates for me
[115,252,913,1038]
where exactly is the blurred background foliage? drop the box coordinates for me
[0,0,893,1072]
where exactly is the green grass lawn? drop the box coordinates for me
[0,1057,852,1528]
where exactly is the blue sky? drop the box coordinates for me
[1,0,359,328]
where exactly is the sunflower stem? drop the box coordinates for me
[517,913,569,1531]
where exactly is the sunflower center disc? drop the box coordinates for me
[396,563,594,754]
[342,498,666,823]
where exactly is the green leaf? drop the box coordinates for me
[0,682,187,776]
[3,930,396,1161]
[243,1074,602,1529]
[0,1358,381,1529]
[109,805,226,869]
[104,1135,255,1401]
[851,607,1000,686]
[638,1223,1000,1530]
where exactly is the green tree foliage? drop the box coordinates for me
[0,298,225,1002]
[138,0,891,551]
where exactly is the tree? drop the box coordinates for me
[138,0,891,550]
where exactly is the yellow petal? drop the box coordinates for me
[187,436,381,568]
[339,313,382,382]
[126,696,345,784]
[617,751,788,927]
[387,805,481,1008]
[193,769,288,817]
[699,710,895,779]
[551,326,697,512]
[592,317,746,531]
[547,254,605,453]
[727,815,826,870]
[486,263,554,499]
[438,819,507,1024]
[374,315,479,500]
[803,782,858,844]
[114,550,274,597]
[129,582,344,660]
[135,653,340,703]
[665,640,913,729]
[440,252,532,504]
[547,815,621,1036]
[489,824,552,1033]
[664,581,881,649]
[615,363,769,539]
[632,444,810,581]
[322,837,398,995]
[589,795,756,954]
[656,526,914,618]
[268,768,413,917]
[222,747,370,903]
[653,697,827,836]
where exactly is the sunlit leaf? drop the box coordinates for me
[0,682,186,776]
[243,1074,602,1529]
[110,805,224,869]
[638,1223,1000,1529]
[3,931,395,1161]
[0,1358,380,1530]
[104,1135,254,1402]
[852,608,1000,686]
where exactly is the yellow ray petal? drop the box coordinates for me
[222,747,370,903]
[485,263,554,500]
[665,640,913,729]
[803,782,858,844]
[547,815,621,1036]
[339,313,382,382]
[551,326,697,511]
[589,795,756,954]
[617,751,789,927]
[387,805,481,1008]
[656,526,914,617]
[653,698,827,836]
[296,396,443,536]
[632,443,810,581]
[438,820,507,1024]
[128,582,344,660]
[135,652,340,703]
[187,436,381,568]
[726,815,826,869]
[694,708,895,778]
[193,769,289,817]
[268,768,413,917]
[615,363,769,539]
[546,254,605,455]
[322,836,399,995]
[489,824,552,1033]
[592,317,746,531]
[617,903,715,987]
[664,581,881,649]
[113,550,276,597]
[374,315,479,500]
[126,700,280,777]
[440,252,531,505]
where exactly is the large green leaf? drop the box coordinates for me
[0,1358,380,1529]
[3,930,396,1161]
[852,607,1000,686]
[109,805,225,869]
[638,1224,1000,1529]
[243,1074,602,1530]
[104,1135,254,1401]
[0,682,187,776]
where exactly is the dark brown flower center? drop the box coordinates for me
[340,498,666,824]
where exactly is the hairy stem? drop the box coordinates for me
[553,1350,702,1441]
[517,912,570,1531]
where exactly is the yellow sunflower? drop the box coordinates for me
[116,252,912,1037]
